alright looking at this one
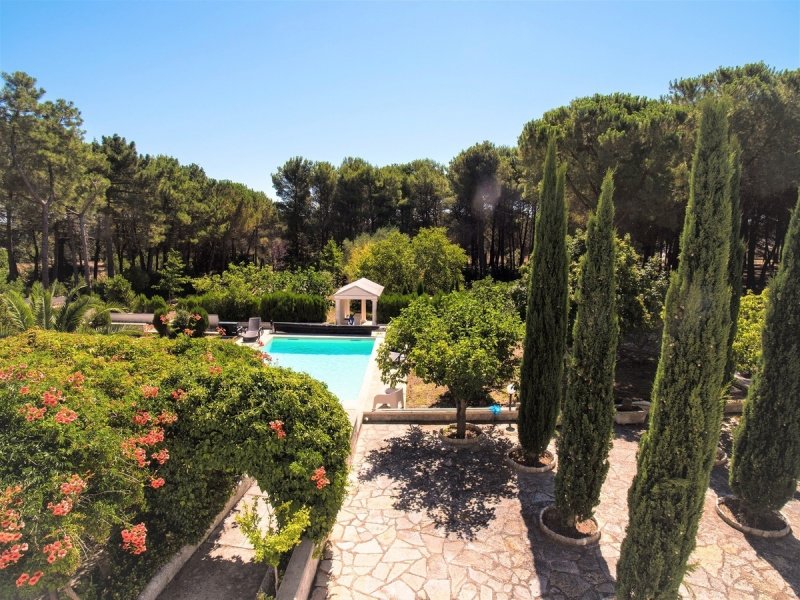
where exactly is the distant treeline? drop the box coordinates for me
[1,63,798,290]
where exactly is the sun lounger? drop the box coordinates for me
[240,317,262,343]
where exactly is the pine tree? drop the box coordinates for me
[554,169,619,525]
[616,100,732,599]
[729,191,800,518]
[518,138,568,458]
[724,142,745,383]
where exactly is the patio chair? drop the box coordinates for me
[373,387,404,409]
[240,317,262,343]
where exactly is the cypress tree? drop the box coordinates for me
[517,138,569,459]
[616,100,732,599]
[724,142,745,383]
[554,169,619,525]
[729,191,800,518]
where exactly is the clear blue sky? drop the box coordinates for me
[1,1,798,196]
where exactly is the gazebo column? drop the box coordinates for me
[335,298,345,325]
[373,298,378,324]
[360,297,367,325]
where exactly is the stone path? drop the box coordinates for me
[313,424,800,599]
[158,484,268,600]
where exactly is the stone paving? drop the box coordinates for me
[158,483,268,600]
[312,424,800,599]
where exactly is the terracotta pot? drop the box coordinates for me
[538,505,601,546]
[438,423,484,448]
[715,496,791,538]
[505,446,556,473]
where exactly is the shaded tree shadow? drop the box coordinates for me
[707,425,800,598]
[158,549,265,600]
[613,423,646,443]
[745,532,800,597]
[518,471,615,599]
[358,425,515,540]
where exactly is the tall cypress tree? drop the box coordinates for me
[729,191,800,518]
[724,141,745,383]
[517,139,569,459]
[617,100,732,599]
[554,169,618,525]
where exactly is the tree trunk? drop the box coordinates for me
[455,397,467,439]
[4,192,19,280]
[41,202,51,288]
[78,212,91,289]
[746,215,758,290]
[93,227,101,281]
[31,230,40,281]
[104,211,115,277]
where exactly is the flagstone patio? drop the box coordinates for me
[312,423,800,600]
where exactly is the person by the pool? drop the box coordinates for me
[347,314,355,325]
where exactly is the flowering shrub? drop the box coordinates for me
[0,331,350,598]
[152,306,209,338]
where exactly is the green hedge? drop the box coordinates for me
[376,294,417,323]
[185,291,260,322]
[259,292,328,323]
[186,290,327,323]
[0,331,351,599]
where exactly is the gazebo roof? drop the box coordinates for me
[333,278,385,299]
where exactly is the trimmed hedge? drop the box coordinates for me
[259,292,327,323]
[377,294,417,323]
[184,291,259,323]
[0,331,351,599]
[186,291,327,323]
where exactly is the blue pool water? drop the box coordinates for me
[262,337,376,405]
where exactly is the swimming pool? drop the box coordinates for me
[261,336,376,406]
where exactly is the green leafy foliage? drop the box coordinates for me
[555,169,619,526]
[153,251,190,301]
[518,139,569,457]
[724,144,745,382]
[0,331,350,598]
[379,285,522,438]
[97,275,135,308]
[566,231,668,336]
[732,291,767,377]
[730,192,800,516]
[617,99,733,599]
[236,500,310,589]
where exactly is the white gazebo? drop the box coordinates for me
[333,278,384,325]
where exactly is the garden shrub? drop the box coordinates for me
[153,306,209,338]
[97,275,135,308]
[732,291,767,377]
[0,331,351,599]
[131,294,167,313]
[259,292,327,323]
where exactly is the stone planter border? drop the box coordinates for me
[438,423,485,448]
[505,446,556,473]
[614,400,651,425]
[724,399,744,414]
[538,505,601,547]
[715,496,791,539]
